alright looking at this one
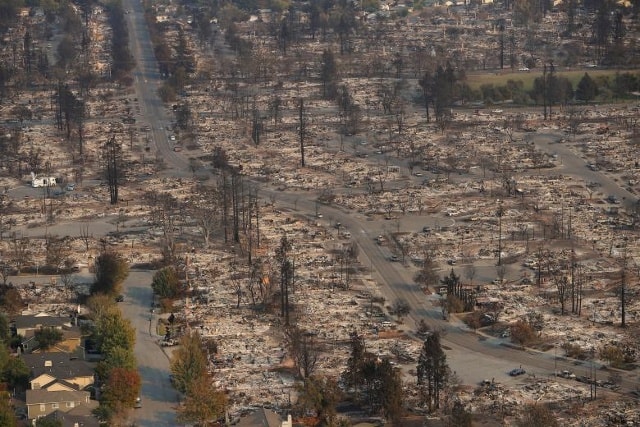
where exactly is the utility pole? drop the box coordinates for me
[299,98,306,167]
[543,64,547,120]
[497,199,504,266]
[620,236,628,328]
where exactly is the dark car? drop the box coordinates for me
[115,295,124,302]
[509,368,526,376]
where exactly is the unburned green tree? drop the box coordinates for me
[296,375,341,425]
[0,345,30,391]
[96,345,137,382]
[342,331,367,393]
[417,332,449,412]
[177,374,227,426]
[152,267,182,299]
[448,400,472,427]
[575,73,598,104]
[0,313,10,343]
[170,331,208,394]
[102,367,141,411]
[95,312,135,354]
[377,358,403,424]
[34,326,63,351]
[92,251,129,295]
[86,293,117,321]
[35,418,63,427]
[0,394,16,427]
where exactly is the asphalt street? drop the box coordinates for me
[51,0,640,416]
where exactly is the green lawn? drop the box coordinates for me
[466,69,635,92]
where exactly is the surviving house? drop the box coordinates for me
[22,352,95,391]
[20,325,82,354]
[26,389,94,421]
[39,407,100,427]
[13,313,71,337]
[236,407,292,427]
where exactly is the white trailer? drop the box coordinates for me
[31,172,57,188]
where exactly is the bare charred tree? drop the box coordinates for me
[414,247,440,290]
[219,171,230,243]
[276,235,294,326]
[553,272,570,315]
[245,187,260,264]
[146,191,181,265]
[0,259,12,286]
[464,264,476,286]
[10,233,29,274]
[320,49,338,99]
[0,194,14,240]
[251,104,262,146]
[45,235,72,273]
[375,165,387,193]
[286,326,320,379]
[418,72,433,123]
[269,96,282,129]
[231,171,242,244]
[618,238,630,328]
[79,224,91,252]
[246,258,266,308]
[230,261,246,309]
[192,185,222,247]
[103,136,122,205]
[299,98,306,167]
[572,262,584,315]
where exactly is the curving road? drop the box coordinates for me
[117,0,640,407]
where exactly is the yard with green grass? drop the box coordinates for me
[466,68,638,92]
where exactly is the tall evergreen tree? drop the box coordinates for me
[343,331,367,393]
[576,73,598,104]
[417,332,449,412]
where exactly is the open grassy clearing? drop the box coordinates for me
[466,68,639,91]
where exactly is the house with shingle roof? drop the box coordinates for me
[26,389,95,421]
[236,407,292,427]
[40,407,101,427]
[22,352,95,391]
[13,313,71,337]
[20,324,83,355]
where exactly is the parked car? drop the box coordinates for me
[115,295,124,302]
[509,368,526,376]
[134,397,142,408]
[558,370,576,379]
[607,195,620,204]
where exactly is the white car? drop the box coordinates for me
[518,67,530,72]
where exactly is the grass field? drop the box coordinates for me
[466,69,637,91]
